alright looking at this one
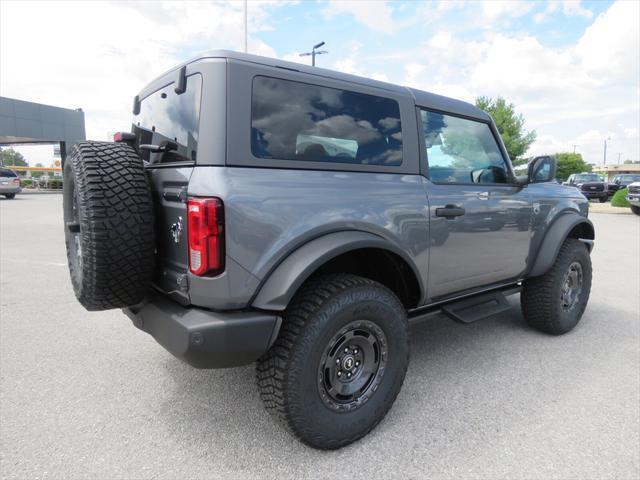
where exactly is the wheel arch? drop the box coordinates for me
[251,231,424,311]
[527,212,594,278]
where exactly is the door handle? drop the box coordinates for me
[477,191,490,200]
[435,204,466,219]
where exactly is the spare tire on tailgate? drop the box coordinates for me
[63,142,155,311]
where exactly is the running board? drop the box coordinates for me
[440,291,512,324]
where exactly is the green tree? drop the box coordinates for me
[31,162,45,179]
[0,148,28,167]
[554,152,592,181]
[475,96,536,166]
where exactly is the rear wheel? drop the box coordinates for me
[3,193,15,199]
[256,274,409,450]
[63,142,155,311]
[631,205,640,216]
[521,239,592,334]
[598,196,607,203]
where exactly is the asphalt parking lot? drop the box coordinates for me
[1,194,639,480]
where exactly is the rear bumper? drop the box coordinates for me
[124,291,281,368]
[0,185,21,194]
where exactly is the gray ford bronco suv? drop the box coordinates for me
[63,51,594,450]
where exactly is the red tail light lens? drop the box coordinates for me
[113,131,136,142]
[187,198,224,276]
[12,178,20,184]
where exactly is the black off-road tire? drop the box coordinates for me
[4,193,15,199]
[598,196,607,203]
[521,238,592,335]
[256,274,409,450]
[631,205,640,216]
[63,142,154,311]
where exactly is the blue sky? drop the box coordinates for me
[1,0,638,166]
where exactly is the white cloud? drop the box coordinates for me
[0,1,281,141]
[481,0,535,21]
[322,0,397,34]
[401,1,640,163]
[562,0,593,19]
[534,1,592,23]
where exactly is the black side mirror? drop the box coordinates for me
[527,156,557,184]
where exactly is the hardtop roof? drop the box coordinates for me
[138,50,490,122]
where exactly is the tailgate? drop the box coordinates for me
[148,166,193,304]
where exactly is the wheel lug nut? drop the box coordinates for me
[354,349,358,354]
[337,371,342,377]
[344,348,349,353]
[347,372,351,378]
[355,361,359,366]
[336,359,340,365]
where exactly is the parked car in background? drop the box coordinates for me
[563,173,609,202]
[0,167,21,199]
[627,182,640,215]
[609,174,640,195]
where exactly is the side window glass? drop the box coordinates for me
[252,76,403,166]
[420,110,509,184]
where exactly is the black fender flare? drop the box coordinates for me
[251,231,424,311]
[527,213,594,278]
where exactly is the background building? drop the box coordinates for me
[0,96,86,164]
[592,163,640,181]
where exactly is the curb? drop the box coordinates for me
[20,190,63,194]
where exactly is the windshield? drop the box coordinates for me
[618,175,640,183]
[133,74,202,162]
[574,174,600,182]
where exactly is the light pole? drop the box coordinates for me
[572,144,578,154]
[603,137,611,165]
[299,41,328,67]
[243,0,248,53]
[617,153,622,164]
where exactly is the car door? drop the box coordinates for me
[419,109,532,299]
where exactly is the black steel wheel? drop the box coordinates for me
[318,319,388,412]
[257,274,409,450]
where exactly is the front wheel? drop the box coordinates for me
[3,193,15,199]
[521,238,592,334]
[598,196,607,203]
[256,274,409,449]
[631,205,640,216]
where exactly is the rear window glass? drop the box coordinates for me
[574,174,600,182]
[0,168,17,177]
[133,73,202,162]
[251,76,403,166]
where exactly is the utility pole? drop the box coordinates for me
[572,144,578,154]
[299,41,328,67]
[617,153,622,164]
[603,137,611,165]
[243,0,248,53]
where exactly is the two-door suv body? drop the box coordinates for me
[63,51,594,449]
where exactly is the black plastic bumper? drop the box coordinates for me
[124,292,281,369]
[581,191,606,199]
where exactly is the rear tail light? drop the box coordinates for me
[187,197,224,276]
[12,178,20,184]
[113,131,136,143]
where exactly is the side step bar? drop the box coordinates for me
[440,291,511,324]
[408,284,521,325]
